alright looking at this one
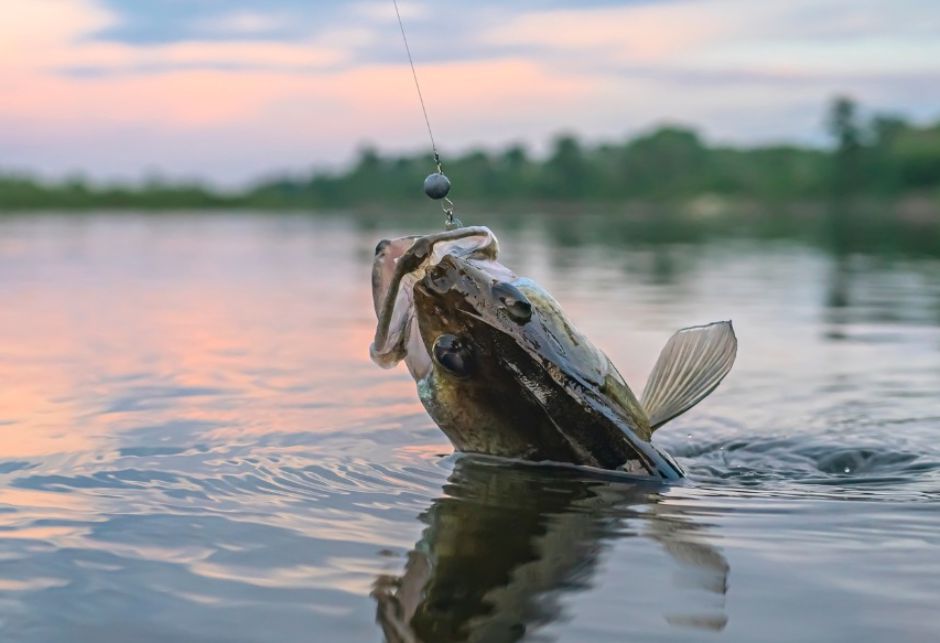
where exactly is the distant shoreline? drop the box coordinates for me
[3,98,938,216]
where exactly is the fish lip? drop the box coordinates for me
[417,252,466,297]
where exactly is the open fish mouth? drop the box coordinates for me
[370,227,502,371]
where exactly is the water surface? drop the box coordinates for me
[1,212,938,642]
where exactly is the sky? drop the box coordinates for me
[3,0,939,186]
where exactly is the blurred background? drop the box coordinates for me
[2,2,940,643]
[3,0,940,222]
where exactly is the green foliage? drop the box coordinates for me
[0,174,236,210]
[2,97,939,211]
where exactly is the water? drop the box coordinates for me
[1,212,938,642]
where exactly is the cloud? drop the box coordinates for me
[2,56,596,185]
[63,40,346,75]
[191,10,298,37]
[352,1,428,22]
[479,0,940,76]
[0,0,113,64]
[1,0,346,76]
[2,0,940,184]
[480,2,728,62]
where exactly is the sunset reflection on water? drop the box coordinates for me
[1,212,939,643]
[0,214,420,460]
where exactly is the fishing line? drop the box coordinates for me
[391,0,461,228]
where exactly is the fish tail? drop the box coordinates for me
[640,321,737,432]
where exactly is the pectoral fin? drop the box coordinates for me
[641,321,737,431]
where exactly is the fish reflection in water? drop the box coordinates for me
[373,458,728,642]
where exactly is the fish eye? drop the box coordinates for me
[492,282,533,324]
[432,334,474,377]
[374,239,390,256]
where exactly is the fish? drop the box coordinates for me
[370,226,736,479]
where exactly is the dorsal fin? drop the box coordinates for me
[641,321,737,431]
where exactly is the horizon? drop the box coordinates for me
[0,106,862,190]
[4,0,939,187]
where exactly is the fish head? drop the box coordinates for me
[370,228,500,379]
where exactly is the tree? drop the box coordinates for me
[826,96,864,195]
[541,134,591,199]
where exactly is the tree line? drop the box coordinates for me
[2,97,938,211]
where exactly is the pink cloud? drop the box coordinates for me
[3,0,940,183]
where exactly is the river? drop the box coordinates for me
[0,212,938,642]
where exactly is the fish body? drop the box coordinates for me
[371,227,736,479]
